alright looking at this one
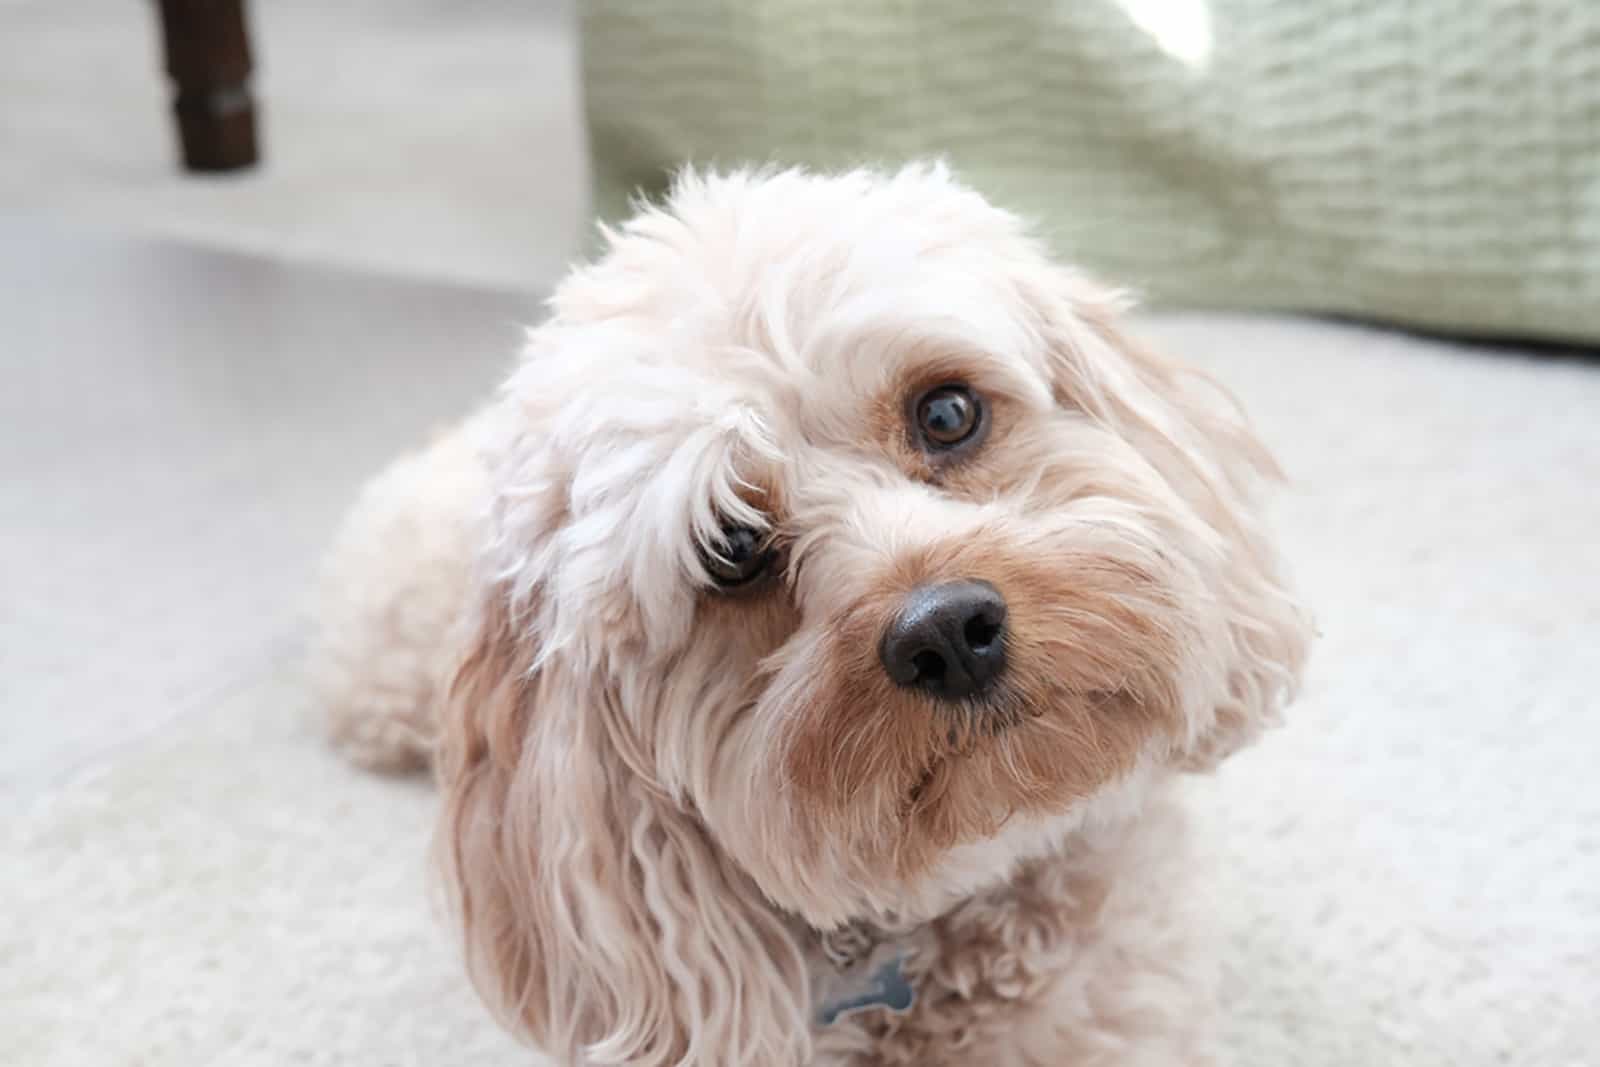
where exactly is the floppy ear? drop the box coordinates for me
[435,582,812,1066]
[1029,271,1313,768]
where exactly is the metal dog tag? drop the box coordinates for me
[814,951,916,1026]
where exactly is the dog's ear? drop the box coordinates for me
[436,583,811,1066]
[1028,270,1312,768]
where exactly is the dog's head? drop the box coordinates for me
[440,166,1309,1065]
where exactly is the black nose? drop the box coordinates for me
[879,580,1008,702]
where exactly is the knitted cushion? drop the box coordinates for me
[581,0,1600,343]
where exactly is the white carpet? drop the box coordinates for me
[6,308,1598,1065]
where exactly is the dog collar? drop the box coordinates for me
[809,919,920,1026]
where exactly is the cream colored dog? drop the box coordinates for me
[313,165,1310,1066]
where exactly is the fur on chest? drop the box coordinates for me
[800,804,1206,1066]
[802,861,1102,1064]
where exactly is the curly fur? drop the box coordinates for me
[312,164,1311,1066]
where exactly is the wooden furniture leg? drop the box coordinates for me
[155,0,260,172]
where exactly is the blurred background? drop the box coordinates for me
[2,0,586,288]
[3,1,1596,1065]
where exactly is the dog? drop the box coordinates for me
[312,164,1311,1066]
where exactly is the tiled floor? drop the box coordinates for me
[0,221,528,793]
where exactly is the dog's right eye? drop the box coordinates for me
[701,524,775,588]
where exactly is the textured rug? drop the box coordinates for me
[6,307,1597,1065]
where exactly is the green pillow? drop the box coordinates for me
[582,0,1600,343]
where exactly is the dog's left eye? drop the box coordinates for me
[701,524,775,588]
[914,384,984,451]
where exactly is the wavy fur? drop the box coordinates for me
[313,164,1312,1066]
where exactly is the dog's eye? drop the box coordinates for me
[701,524,775,588]
[914,385,983,450]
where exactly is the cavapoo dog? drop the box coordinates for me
[313,164,1310,1066]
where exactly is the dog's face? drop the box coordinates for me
[443,167,1308,1062]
